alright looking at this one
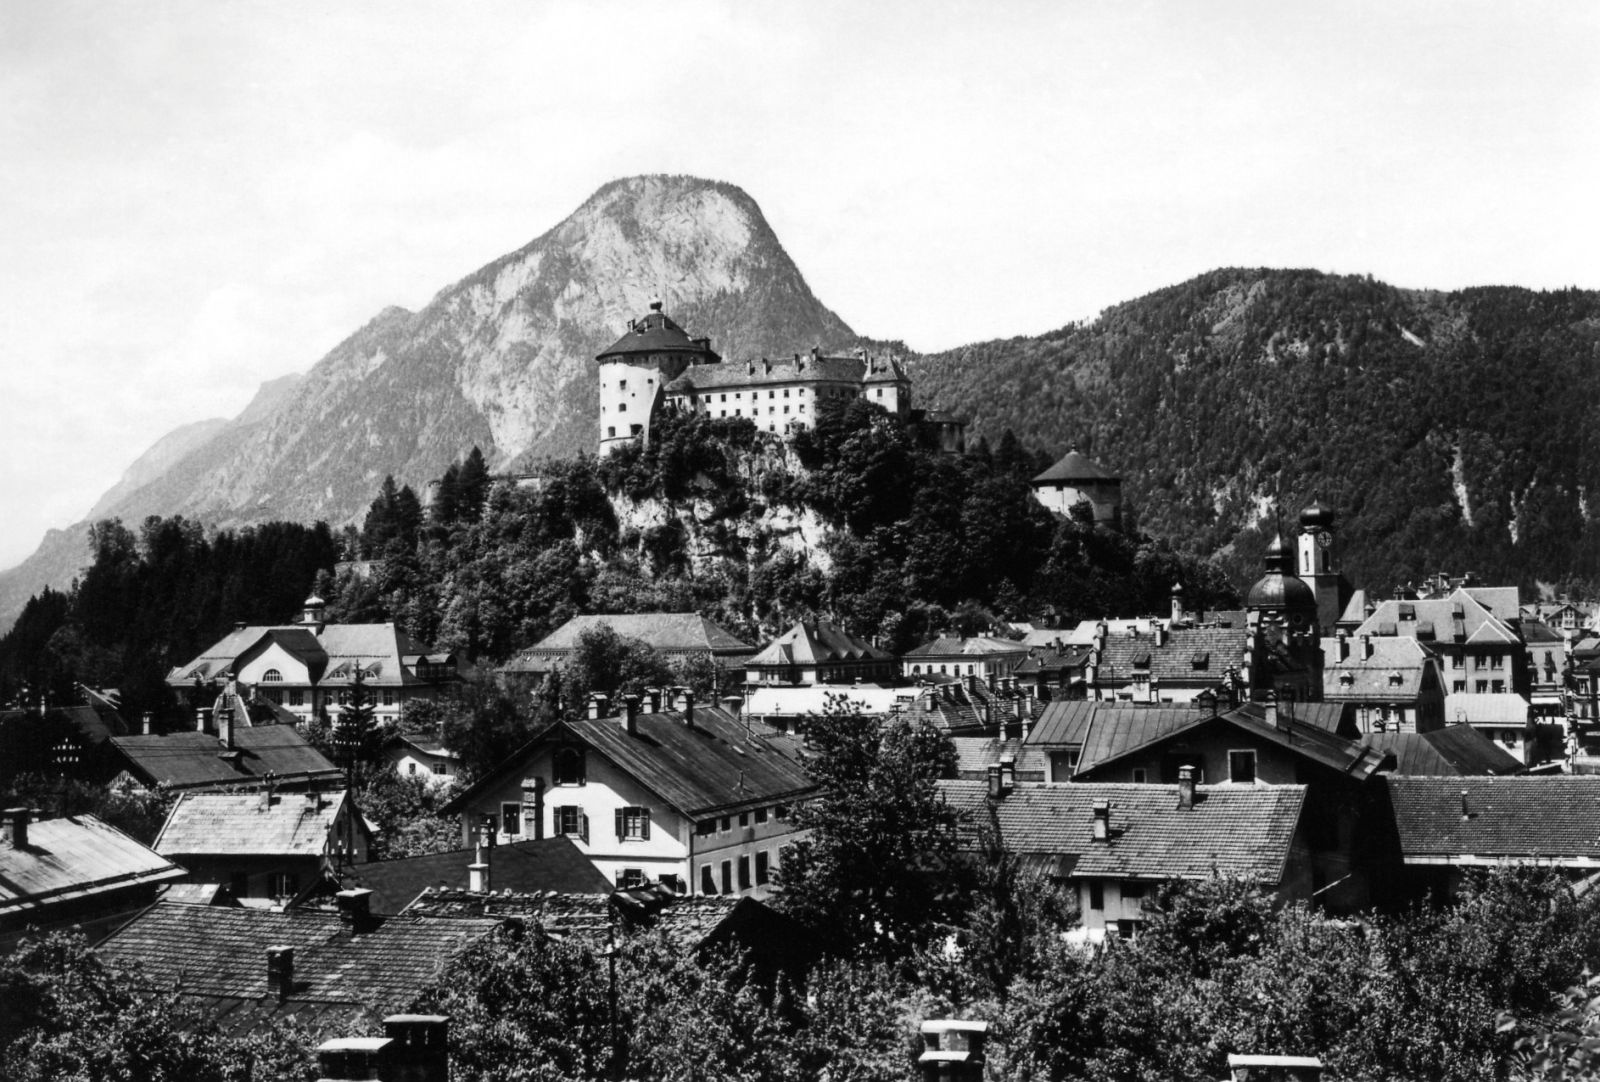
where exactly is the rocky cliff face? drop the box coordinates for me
[0,175,856,625]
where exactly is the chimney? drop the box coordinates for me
[140,711,153,736]
[966,673,980,695]
[622,694,640,735]
[1091,800,1110,842]
[1154,622,1168,647]
[986,671,997,693]
[919,1020,988,1082]
[646,687,663,713]
[4,808,31,849]
[1264,697,1279,730]
[681,687,695,727]
[469,837,489,892]
[1171,583,1186,625]
[335,887,376,933]
[998,756,1015,792]
[1359,634,1372,659]
[1336,632,1349,662]
[1460,789,1471,821]
[1178,765,1196,810]
[721,694,743,717]
[219,698,235,749]
[586,693,609,720]
[384,1015,451,1082]
[986,764,1003,800]
[267,946,294,1003]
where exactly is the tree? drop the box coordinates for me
[335,669,380,788]
[559,626,677,711]
[776,697,963,958]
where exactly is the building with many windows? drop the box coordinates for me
[442,694,814,897]
[166,595,458,728]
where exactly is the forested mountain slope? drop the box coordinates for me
[909,269,1600,591]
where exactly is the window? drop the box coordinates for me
[783,389,790,398]
[553,746,585,786]
[755,850,769,885]
[262,669,282,682]
[1088,881,1104,910]
[774,804,789,821]
[619,401,627,412]
[1131,768,1148,784]
[1049,748,1080,783]
[695,820,716,837]
[607,426,616,438]
[1491,680,1505,694]
[555,806,587,840]
[720,861,733,894]
[270,872,300,900]
[720,394,726,402]
[1452,654,1464,669]
[754,807,768,825]
[408,762,417,775]
[738,811,750,827]
[618,867,645,889]
[1228,751,1257,784]
[616,806,650,841]
[382,688,395,706]
[502,803,521,834]
[289,689,304,706]
[738,855,751,890]
[1122,881,1147,902]
[701,865,716,895]
[719,816,731,833]
[660,874,684,894]
[1476,680,1489,693]
[432,761,447,775]
[1453,680,1466,693]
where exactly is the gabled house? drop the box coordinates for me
[154,790,372,906]
[744,621,894,686]
[899,674,1040,737]
[1076,622,1251,704]
[1322,634,1446,734]
[1338,587,1530,705]
[1030,448,1123,526]
[166,596,458,728]
[901,635,1030,681]
[383,732,462,787]
[441,696,815,897]
[938,776,1312,938]
[1012,644,1092,702]
[94,892,499,1035]
[501,612,755,685]
[1,809,185,950]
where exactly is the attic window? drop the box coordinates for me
[1377,622,1398,636]
[1416,621,1435,640]
[1388,671,1403,687]
[1131,649,1152,668]
[1191,652,1210,669]
[1399,604,1416,620]
[1339,671,1355,686]
[262,669,282,682]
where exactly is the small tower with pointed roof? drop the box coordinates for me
[1031,449,1122,526]
[596,300,721,456]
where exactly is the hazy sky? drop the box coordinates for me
[2,0,1597,570]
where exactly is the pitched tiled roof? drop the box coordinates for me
[1052,702,1389,782]
[666,353,871,390]
[1369,726,1521,776]
[1092,626,1247,684]
[155,791,357,858]
[344,837,610,914]
[503,613,754,673]
[1352,590,1520,647]
[110,724,342,790]
[1013,646,1092,677]
[1032,450,1120,485]
[897,681,1040,736]
[1323,636,1440,701]
[949,737,1048,781]
[1,814,184,922]
[1383,776,1600,861]
[904,635,1029,660]
[744,685,907,718]
[597,306,720,363]
[94,902,499,1035]
[443,708,815,820]
[938,781,1306,882]
[746,622,892,667]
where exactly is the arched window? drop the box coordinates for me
[262,669,283,682]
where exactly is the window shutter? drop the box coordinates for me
[640,808,650,841]
[615,808,625,840]
[580,812,589,843]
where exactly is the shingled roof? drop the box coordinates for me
[1383,776,1600,863]
[343,837,610,914]
[902,635,1029,661]
[1368,726,1521,776]
[1,814,184,928]
[94,902,500,1035]
[109,724,342,790]
[155,790,361,859]
[746,621,892,667]
[1090,626,1247,685]
[443,708,815,821]
[503,613,754,674]
[666,352,876,391]
[1032,449,1120,485]
[1350,589,1521,647]
[938,781,1307,883]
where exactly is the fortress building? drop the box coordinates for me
[596,301,961,454]
[1031,449,1122,526]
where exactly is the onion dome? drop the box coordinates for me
[1300,501,1336,531]
[1245,534,1318,615]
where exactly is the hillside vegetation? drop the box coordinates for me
[910,269,1600,593]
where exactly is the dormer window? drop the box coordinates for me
[553,746,586,786]
[262,669,283,682]
[1339,671,1355,686]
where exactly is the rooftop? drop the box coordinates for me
[938,781,1307,883]
[1383,776,1600,862]
[0,814,185,924]
[1032,449,1120,486]
[155,790,360,859]
[504,613,754,673]
[343,837,610,914]
[746,621,893,668]
[1368,725,1522,776]
[110,724,343,790]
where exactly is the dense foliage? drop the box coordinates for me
[910,270,1600,594]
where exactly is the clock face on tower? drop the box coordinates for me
[1317,531,1332,549]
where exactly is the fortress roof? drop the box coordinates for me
[597,302,720,364]
[1033,449,1120,485]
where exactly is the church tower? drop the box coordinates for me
[1244,532,1323,702]
[1296,502,1350,634]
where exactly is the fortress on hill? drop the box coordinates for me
[595,301,966,455]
